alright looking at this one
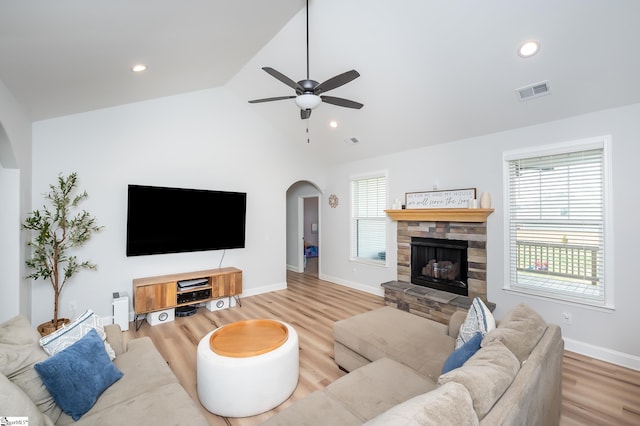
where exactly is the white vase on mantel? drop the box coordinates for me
[479,192,491,209]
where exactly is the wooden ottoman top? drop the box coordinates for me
[209,319,288,358]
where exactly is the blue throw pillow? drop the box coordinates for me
[442,332,483,374]
[34,328,123,420]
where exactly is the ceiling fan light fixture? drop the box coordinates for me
[295,94,321,110]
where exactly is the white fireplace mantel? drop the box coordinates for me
[385,208,494,223]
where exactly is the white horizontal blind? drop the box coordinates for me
[351,176,387,264]
[507,147,605,303]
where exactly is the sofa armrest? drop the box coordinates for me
[448,311,467,338]
[104,324,126,356]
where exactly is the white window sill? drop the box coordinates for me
[502,286,615,312]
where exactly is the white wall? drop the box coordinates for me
[0,166,20,319]
[0,79,32,322]
[320,103,640,369]
[31,86,322,325]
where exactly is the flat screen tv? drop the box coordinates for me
[126,184,246,256]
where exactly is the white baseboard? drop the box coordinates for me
[241,281,287,297]
[286,263,300,272]
[318,273,385,297]
[564,337,640,371]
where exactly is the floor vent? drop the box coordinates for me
[516,81,550,101]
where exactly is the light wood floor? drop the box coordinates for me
[124,271,640,426]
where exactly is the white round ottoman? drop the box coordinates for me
[196,319,299,417]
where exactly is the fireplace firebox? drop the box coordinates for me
[410,237,469,296]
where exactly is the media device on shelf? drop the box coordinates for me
[126,184,246,256]
[177,288,212,305]
[177,278,209,290]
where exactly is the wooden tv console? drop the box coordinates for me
[133,267,242,326]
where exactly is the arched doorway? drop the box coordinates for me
[286,180,321,277]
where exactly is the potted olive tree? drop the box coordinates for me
[23,172,103,336]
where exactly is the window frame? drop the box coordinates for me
[349,172,388,267]
[502,136,614,309]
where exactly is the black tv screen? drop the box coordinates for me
[126,185,246,256]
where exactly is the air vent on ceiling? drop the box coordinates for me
[344,137,360,145]
[516,81,550,101]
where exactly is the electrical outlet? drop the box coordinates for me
[562,312,572,324]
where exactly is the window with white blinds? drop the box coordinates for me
[504,137,611,307]
[351,175,387,265]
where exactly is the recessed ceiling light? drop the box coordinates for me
[518,41,539,58]
[131,64,147,72]
[329,120,338,128]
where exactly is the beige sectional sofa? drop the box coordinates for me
[264,303,563,425]
[0,315,209,426]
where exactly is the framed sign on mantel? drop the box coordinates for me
[405,188,476,209]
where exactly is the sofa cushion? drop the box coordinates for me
[34,329,123,421]
[334,307,454,381]
[334,340,373,372]
[0,315,62,423]
[325,357,437,422]
[39,309,116,360]
[55,335,180,425]
[438,340,520,419]
[55,335,201,425]
[364,382,479,426]
[448,311,468,338]
[0,372,54,426]
[70,382,210,426]
[481,303,547,363]
[103,324,125,356]
[261,390,363,426]
[442,332,482,374]
[455,297,495,349]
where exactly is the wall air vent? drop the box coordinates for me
[516,81,550,101]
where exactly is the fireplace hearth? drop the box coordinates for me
[411,237,469,296]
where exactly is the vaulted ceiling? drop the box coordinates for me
[2,0,639,163]
[0,0,305,120]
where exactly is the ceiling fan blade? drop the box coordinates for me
[248,95,296,104]
[321,95,363,109]
[300,109,312,120]
[314,70,360,95]
[262,67,304,92]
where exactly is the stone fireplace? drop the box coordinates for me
[383,208,494,324]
